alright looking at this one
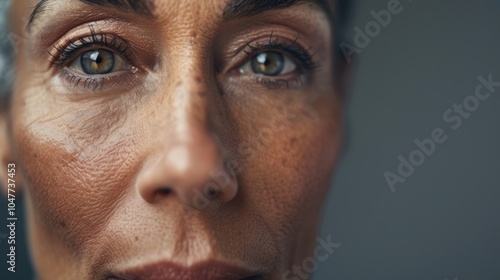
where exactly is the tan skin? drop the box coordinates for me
[0,0,345,279]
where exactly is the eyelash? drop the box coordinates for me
[243,32,318,72]
[49,27,132,66]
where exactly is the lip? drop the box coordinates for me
[111,260,264,280]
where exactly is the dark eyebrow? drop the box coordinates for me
[27,0,154,32]
[222,0,331,21]
[26,0,328,32]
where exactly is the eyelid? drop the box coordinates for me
[224,33,318,77]
[48,27,136,67]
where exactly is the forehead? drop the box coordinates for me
[14,0,334,30]
[7,1,337,55]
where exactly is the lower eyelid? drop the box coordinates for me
[56,68,138,93]
[59,70,106,91]
[256,76,304,90]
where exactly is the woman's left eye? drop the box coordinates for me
[240,51,297,76]
[69,49,131,75]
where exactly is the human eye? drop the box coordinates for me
[239,51,297,76]
[68,48,130,75]
[237,33,318,89]
[49,26,139,92]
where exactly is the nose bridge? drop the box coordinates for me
[163,72,219,177]
[152,51,213,144]
[155,64,218,175]
[153,5,218,137]
[171,74,210,141]
[141,0,222,142]
[136,52,239,207]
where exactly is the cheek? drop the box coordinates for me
[11,91,144,250]
[230,91,342,241]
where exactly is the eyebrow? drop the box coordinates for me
[27,0,330,32]
[222,0,331,21]
[27,0,155,31]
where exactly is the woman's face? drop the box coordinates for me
[4,0,343,279]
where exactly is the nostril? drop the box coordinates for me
[157,187,173,196]
[240,276,264,280]
[206,185,220,199]
[148,187,173,202]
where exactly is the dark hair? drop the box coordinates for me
[335,0,353,61]
[337,0,352,36]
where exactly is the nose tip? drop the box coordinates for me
[136,136,238,209]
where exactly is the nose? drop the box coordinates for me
[136,80,238,209]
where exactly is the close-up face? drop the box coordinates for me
[1,0,347,279]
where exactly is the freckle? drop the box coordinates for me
[190,30,198,38]
[290,137,297,145]
[281,158,288,166]
[135,236,139,241]
[194,76,202,84]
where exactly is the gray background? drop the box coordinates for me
[317,0,500,279]
[1,0,500,279]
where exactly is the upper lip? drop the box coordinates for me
[112,260,263,280]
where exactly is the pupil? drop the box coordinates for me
[257,53,268,65]
[95,56,102,64]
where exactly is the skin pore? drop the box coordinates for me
[1,0,345,279]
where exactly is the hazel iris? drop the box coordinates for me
[251,52,285,76]
[80,49,115,75]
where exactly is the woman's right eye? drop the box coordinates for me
[68,49,132,75]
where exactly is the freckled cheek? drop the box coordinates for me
[239,119,341,238]
[13,109,142,249]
